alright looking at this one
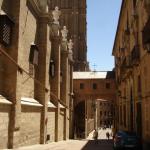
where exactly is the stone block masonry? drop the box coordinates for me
[47,109,56,142]
[0,104,11,149]
[19,105,41,147]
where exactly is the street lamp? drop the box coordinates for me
[50,60,55,77]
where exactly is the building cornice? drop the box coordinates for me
[112,0,125,56]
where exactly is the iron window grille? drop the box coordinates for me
[0,12,14,46]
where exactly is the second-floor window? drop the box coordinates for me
[93,83,97,89]
[80,83,84,89]
[106,83,110,89]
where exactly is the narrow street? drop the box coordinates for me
[12,129,113,150]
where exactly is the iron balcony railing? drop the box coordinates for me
[131,45,140,65]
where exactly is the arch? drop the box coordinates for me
[74,100,85,138]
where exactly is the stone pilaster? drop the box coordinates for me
[35,16,50,144]
[60,41,69,140]
[50,23,61,142]
[68,51,74,139]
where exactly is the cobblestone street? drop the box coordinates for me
[7,129,113,150]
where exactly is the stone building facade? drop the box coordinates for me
[0,0,77,148]
[112,0,150,149]
[98,99,113,128]
[48,0,88,71]
[73,71,116,138]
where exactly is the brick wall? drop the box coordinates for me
[19,105,41,147]
[47,108,56,142]
[0,104,11,149]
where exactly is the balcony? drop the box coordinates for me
[142,17,150,53]
[131,45,140,66]
[120,55,132,76]
[144,0,150,14]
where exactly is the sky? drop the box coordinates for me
[87,0,122,71]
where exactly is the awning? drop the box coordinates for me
[0,94,12,104]
[21,97,43,107]
[48,101,56,108]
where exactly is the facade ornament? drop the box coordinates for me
[67,39,73,52]
[37,0,48,12]
[52,6,61,25]
[61,26,68,41]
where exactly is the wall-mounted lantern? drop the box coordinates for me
[29,43,39,65]
[49,60,55,77]
[0,11,14,46]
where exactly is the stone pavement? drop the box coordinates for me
[3,128,113,150]
[87,128,113,140]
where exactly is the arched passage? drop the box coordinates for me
[74,101,85,138]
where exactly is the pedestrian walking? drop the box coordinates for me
[106,131,110,140]
[93,129,98,144]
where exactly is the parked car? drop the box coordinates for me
[113,130,142,149]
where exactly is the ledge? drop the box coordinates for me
[60,103,65,109]
[0,95,12,105]
[21,97,43,107]
[48,101,56,108]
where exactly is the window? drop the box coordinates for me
[133,0,137,8]
[93,83,97,89]
[106,83,110,89]
[0,11,14,46]
[80,83,84,89]
[100,111,102,116]
[138,75,141,93]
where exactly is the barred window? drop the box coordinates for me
[0,12,14,46]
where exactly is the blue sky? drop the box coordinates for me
[87,0,122,71]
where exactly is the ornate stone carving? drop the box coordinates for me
[67,39,73,61]
[37,0,48,12]
[52,6,61,25]
[61,26,68,42]
[68,39,73,52]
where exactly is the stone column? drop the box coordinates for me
[50,24,61,142]
[49,6,61,142]
[68,39,74,139]
[60,40,69,140]
[35,15,50,144]
[60,26,69,140]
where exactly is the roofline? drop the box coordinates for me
[112,0,124,56]
[73,71,113,73]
